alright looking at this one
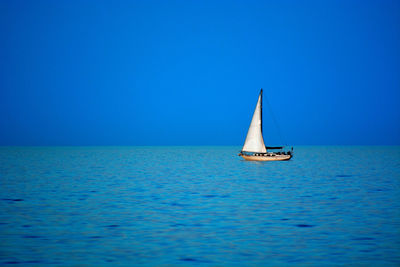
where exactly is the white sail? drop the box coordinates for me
[242,90,267,153]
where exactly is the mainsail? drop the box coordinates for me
[242,89,267,153]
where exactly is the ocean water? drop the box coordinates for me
[0,146,399,266]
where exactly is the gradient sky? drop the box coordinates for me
[1,0,399,145]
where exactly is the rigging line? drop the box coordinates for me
[263,92,287,146]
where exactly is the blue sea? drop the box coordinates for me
[0,146,399,266]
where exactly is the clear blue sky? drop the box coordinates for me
[1,0,399,145]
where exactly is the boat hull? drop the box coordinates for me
[241,154,292,161]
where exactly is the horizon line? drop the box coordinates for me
[0,144,399,147]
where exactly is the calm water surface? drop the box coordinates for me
[0,146,399,266]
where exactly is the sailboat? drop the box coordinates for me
[239,89,293,161]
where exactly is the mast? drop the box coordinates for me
[260,88,263,135]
